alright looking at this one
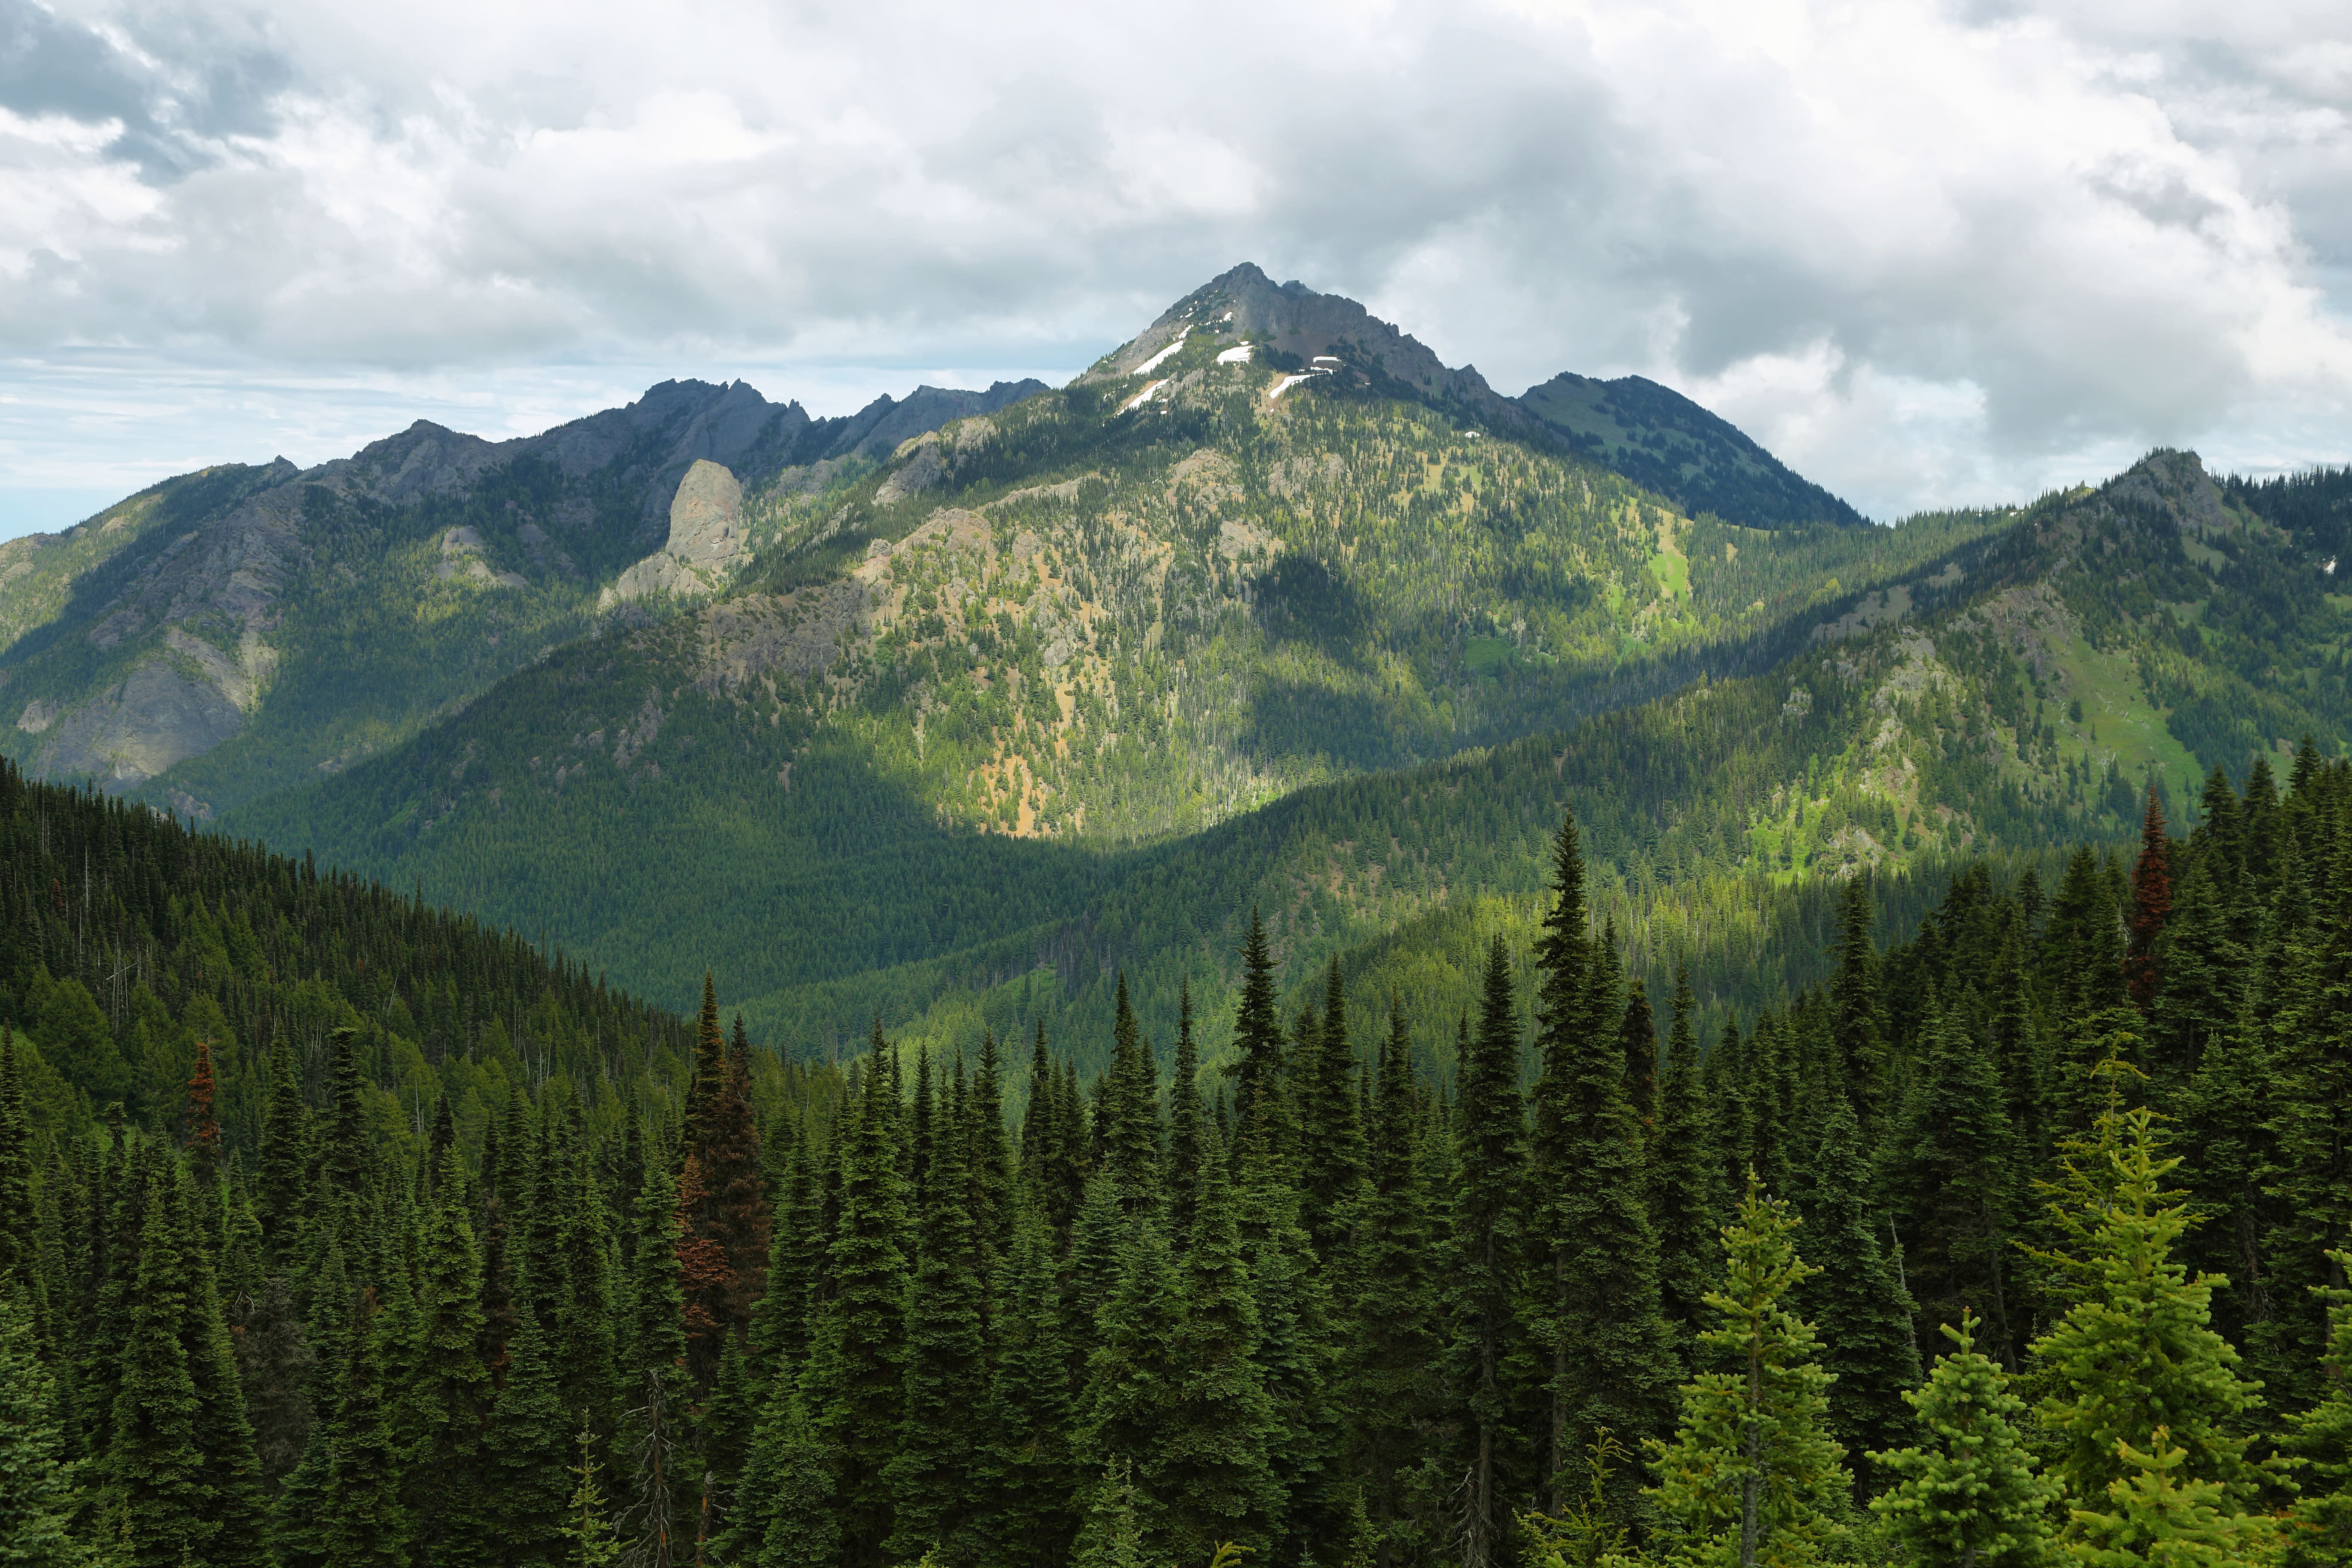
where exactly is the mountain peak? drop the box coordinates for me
[1090,263,1524,426]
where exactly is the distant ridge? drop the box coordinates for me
[1516,372,1868,528]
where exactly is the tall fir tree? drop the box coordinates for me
[1230,910,1286,1141]
[1888,995,2018,1364]
[484,1309,572,1568]
[885,1063,988,1567]
[257,1033,308,1271]
[0,1285,83,1568]
[989,1201,1078,1568]
[1081,1209,1180,1556]
[404,1164,491,1568]
[172,1173,270,1568]
[1454,937,1528,1568]
[1642,1175,1852,1568]
[1343,1008,1443,1566]
[1654,964,1721,1353]
[1797,1093,1920,1486]
[2027,1094,2274,1520]
[104,1173,202,1568]
[1830,877,1890,1139]
[617,1157,688,1568]
[807,1046,910,1568]
[1869,1311,2057,1568]
[325,1289,410,1568]
[1298,959,1367,1264]
[1162,1127,1283,1565]
[1166,983,1205,1252]
[2127,784,2174,1012]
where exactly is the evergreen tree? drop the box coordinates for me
[257,1033,309,1270]
[2027,1092,2273,1518]
[174,1174,270,1568]
[1065,1173,1126,1388]
[2284,1238,2352,1566]
[272,1242,350,1568]
[1098,974,1160,1210]
[1298,959,1367,1263]
[1240,1098,1342,1568]
[104,1174,203,1568]
[885,1063,988,1566]
[966,1029,1014,1302]
[1454,937,1527,1568]
[2062,1428,2275,1566]
[806,1047,910,1568]
[1230,910,1285,1140]
[1798,1093,1920,1485]
[2127,784,2173,1012]
[486,1311,572,1568]
[1888,995,2017,1364]
[1830,878,1890,1138]
[553,1146,618,1452]
[1870,1311,2057,1568]
[1081,1210,1179,1554]
[1529,818,1675,1528]
[325,1290,410,1568]
[990,1202,1077,1568]
[1163,1129,1282,1565]
[1654,964,1721,1351]
[1642,1175,1851,1568]
[0,1034,31,1298]
[0,1286,85,1568]
[734,1385,839,1568]
[616,1158,688,1568]
[1167,983,1205,1251]
[561,1414,621,1568]
[1072,1459,1151,1568]
[1343,1008,1443,1564]
[406,1167,491,1568]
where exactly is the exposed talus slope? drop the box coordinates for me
[0,376,1044,815]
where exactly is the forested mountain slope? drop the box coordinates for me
[228,293,2010,1035]
[234,416,2347,1072]
[0,757,726,1159]
[0,377,1042,818]
[6,751,2351,1568]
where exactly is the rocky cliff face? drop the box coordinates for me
[603,459,750,603]
[0,375,1054,811]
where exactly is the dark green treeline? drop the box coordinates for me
[6,744,2352,1568]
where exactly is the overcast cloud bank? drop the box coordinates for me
[2,0,2347,534]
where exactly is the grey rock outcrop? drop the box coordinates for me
[603,460,749,605]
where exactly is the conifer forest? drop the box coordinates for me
[6,734,2352,1568]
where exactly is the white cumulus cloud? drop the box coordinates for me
[0,0,2346,533]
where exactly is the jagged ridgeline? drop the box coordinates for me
[5,759,2352,1568]
[0,378,1045,821]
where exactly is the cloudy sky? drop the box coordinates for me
[2,0,2347,536]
